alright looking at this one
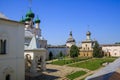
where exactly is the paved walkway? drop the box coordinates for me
[37,64,90,80]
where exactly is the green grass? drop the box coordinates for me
[80,73,93,80]
[68,57,117,70]
[66,71,86,80]
[51,57,91,66]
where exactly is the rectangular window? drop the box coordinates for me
[0,40,7,54]
[3,40,6,54]
[0,40,1,53]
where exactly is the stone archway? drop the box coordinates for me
[25,54,32,72]
[35,56,42,72]
[5,74,10,80]
[113,49,118,56]
[2,66,14,80]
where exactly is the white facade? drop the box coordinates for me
[102,44,120,57]
[25,49,46,73]
[22,9,47,76]
[0,18,24,80]
[81,41,95,51]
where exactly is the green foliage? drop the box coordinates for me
[66,71,86,80]
[70,45,79,58]
[115,42,120,44]
[59,51,63,57]
[69,58,116,70]
[49,51,53,60]
[93,41,103,58]
[51,57,90,66]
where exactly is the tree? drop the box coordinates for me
[93,41,103,58]
[49,51,53,60]
[59,51,63,57]
[57,51,63,60]
[70,45,79,58]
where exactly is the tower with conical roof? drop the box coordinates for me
[66,31,76,47]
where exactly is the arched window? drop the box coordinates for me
[38,57,42,65]
[86,44,87,47]
[87,53,88,56]
[84,53,85,56]
[0,40,7,54]
[3,40,6,54]
[88,47,89,50]
[6,74,10,80]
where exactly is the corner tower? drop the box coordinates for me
[66,31,76,47]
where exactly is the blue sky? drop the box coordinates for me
[0,0,120,45]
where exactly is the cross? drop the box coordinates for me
[87,25,90,31]
[28,0,32,8]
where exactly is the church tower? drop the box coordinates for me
[35,16,41,37]
[25,8,35,30]
[66,31,76,47]
[86,31,91,41]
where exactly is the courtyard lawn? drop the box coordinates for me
[51,57,91,66]
[66,71,86,80]
[68,57,117,70]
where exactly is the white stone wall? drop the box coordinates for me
[66,42,75,48]
[39,40,47,48]
[24,49,47,74]
[102,45,120,57]
[0,19,25,80]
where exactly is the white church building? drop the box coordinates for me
[20,9,47,76]
[0,13,25,80]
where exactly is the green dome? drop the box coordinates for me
[26,9,35,18]
[20,16,25,22]
[35,17,41,23]
[25,16,31,21]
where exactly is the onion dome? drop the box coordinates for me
[26,9,35,18]
[86,31,91,35]
[20,16,25,22]
[35,16,41,23]
[25,16,31,21]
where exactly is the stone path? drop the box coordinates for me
[37,64,90,80]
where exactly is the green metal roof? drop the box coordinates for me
[35,16,41,23]
[26,8,35,18]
